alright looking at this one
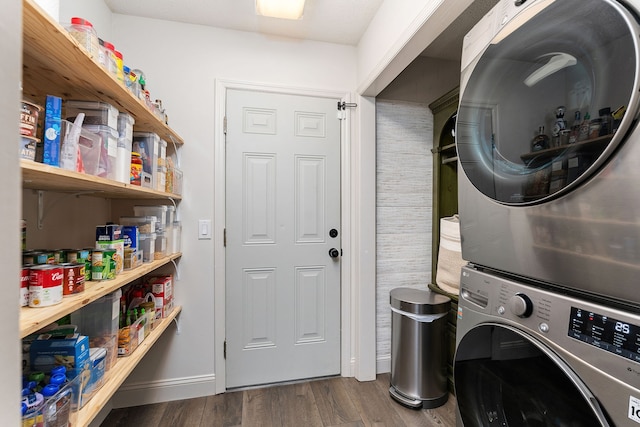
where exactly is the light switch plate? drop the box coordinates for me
[198,219,212,239]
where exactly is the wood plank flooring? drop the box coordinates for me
[100,373,456,427]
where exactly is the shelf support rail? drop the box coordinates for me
[172,315,182,335]
[36,190,102,229]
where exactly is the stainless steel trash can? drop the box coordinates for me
[389,287,450,409]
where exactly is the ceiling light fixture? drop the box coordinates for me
[256,0,306,20]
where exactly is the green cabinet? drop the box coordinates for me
[428,87,459,394]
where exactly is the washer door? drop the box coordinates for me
[457,0,640,205]
[454,324,610,426]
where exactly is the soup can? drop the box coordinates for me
[34,251,54,265]
[22,251,36,265]
[91,249,106,281]
[65,250,79,264]
[20,266,31,307]
[79,248,92,281]
[60,263,86,296]
[29,265,63,307]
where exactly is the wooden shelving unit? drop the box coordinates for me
[22,0,184,145]
[20,253,181,338]
[20,1,186,425]
[520,134,612,164]
[21,160,182,200]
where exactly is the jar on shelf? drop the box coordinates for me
[99,40,117,77]
[114,50,125,83]
[67,17,100,59]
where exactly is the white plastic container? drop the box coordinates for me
[172,221,182,254]
[119,215,157,234]
[157,139,167,191]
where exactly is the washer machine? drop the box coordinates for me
[455,265,640,426]
[456,0,640,306]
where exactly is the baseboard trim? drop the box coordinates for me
[111,374,217,408]
[377,354,391,374]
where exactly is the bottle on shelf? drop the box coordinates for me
[551,106,567,147]
[569,110,581,144]
[531,126,550,151]
[578,112,591,142]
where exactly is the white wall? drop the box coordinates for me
[97,14,357,404]
[375,100,433,372]
[59,0,112,40]
[2,0,22,425]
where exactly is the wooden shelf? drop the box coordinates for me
[21,160,182,200]
[76,306,182,427]
[22,0,184,146]
[520,134,612,163]
[20,254,181,338]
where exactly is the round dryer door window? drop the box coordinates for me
[455,324,611,426]
[457,0,640,205]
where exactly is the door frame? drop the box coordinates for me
[214,79,373,393]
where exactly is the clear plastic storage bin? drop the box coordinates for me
[70,289,121,372]
[139,233,156,263]
[119,215,157,234]
[83,124,118,180]
[134,205,167,232]
[65,100,119,130]
[132,132,160,189]
[115,113,135,184]
[59,119,102,175]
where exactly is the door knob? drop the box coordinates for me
[328,248,340,258]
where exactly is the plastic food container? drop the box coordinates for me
[132,132,160,189]
[83,124,118,180]
[20,99,42,137]
[139,233,156,263]
[98,40,117,76]
[119,215,157,234]
[115,113,135,184]
[154,232,167,260]
[67,17,99,59]
[134,206,167,232]
[66,100,119,130]
[58,119,102,175]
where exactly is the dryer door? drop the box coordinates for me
[457,0,640,205]
[454,324,610,426]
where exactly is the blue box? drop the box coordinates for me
[122,226,139,251]
[30,331,90,380]
[43,95,62,166]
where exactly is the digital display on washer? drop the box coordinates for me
[568,307,640,363]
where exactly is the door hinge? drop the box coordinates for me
[223,228,226,247]
[224,340,227,359]
[223,116,227,134]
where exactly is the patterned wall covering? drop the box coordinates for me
[375,100,434,372]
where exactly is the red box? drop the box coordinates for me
[147,275,173,318]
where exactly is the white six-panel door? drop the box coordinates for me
[225,89,341,388]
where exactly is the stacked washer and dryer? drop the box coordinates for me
[454,0,640,425]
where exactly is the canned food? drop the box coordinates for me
[20,266,30,307]
[29,265,63,307]
[103,249,116,280]
[91,249,105,281]
[79,248,92,281]
[65,249,79,264]
[22,251,36,265]
[34,251,55,265]
[53,250,66,264]
[20,100,42,138]
[60,263,86,295]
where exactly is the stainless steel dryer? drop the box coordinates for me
[456,0,640,306]
[455,265,640,426]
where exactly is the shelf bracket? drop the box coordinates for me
[35,190,103,230]
[172,315,182,335]
[170,258,181,281]
[168,135,181,169]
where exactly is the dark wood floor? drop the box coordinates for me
[100,373,456,427]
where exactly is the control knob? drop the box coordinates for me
[508,293,533,318]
